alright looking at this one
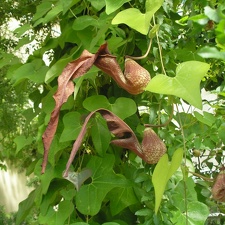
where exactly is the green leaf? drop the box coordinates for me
[88,0,105,11]
[112,0,163,34]
[14,135,33,154]
[218,123,225,145]
[83,95,137,119]
[0,53,20,68]
[72,15,99,30]
[32,1,52,22]
[111,97,137,120]
[204,6,220,23]
[145,61,210,109]
[105,0,131,15]
[54,200,74,225]
[45,55,72,83]
[60,112,82,142]
[109,186,138,216]
[91,113,111,156]
[172,178,198,212]
[35,2,63,26]
[10,59,48,85]
[171,201,209,225]
[76,155,129,216]
[102,223,120,225]
[194,111,216,126]
[198,46,225,60]
[39,199,74,225]
[14,24,31,37]
[60,0,80,15]
[152,148,183,213]
[71,223,89,225]
[16,189,36,225]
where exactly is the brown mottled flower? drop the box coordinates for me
[212,166,225,202]
[141,128,166,164]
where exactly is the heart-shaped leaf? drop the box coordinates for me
[60,112,82,142]
[83,95,137,119]
[14,135,33,154]
[152,148,183,214]
[75,155,129,216]
[146,61,210,109]
[112,0,163,34]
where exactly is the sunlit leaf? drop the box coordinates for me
[194,111,216,126]
[171,201,209,225]
[112,0,163,34]
[146,61,210,109]
[152,148,183,213]
[198,46,225,60]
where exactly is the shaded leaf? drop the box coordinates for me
[45,55,73,83]
[73,15,98,30]
[109,186,138,216]
[16,189,36,225]
[14,135,33,154]
[60,112,82,142]
[105,0,131,15]
[83,95,137,119]
[76,155,129,215]
[146,61,210,109]
[91,113,111,156]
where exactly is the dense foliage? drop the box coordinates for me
[1,0,225,224]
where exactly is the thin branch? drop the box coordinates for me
[144,103,174,128]
[125,38,152,60]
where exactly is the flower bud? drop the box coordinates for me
[141,128,166,164]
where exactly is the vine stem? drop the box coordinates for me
[125,38,152,60]
[176,103,188,225]
[153,15,167,75]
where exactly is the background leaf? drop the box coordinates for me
[14,135,33,154]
